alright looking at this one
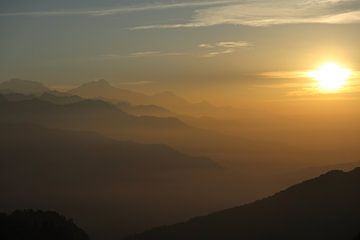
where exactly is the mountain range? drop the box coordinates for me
[0,91,277,163]
[0,78,50,95]
[0,78,226,116]
[0,93,187,132]
[69,79,220,115]
[125,167,360,240]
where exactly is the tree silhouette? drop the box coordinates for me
[0,209,89,240]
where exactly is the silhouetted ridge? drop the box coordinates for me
[0,78,49,94]
[117,101,173,117]
[0,124,218,179]
[39,92,83,105]
[0,96,188,131]
[0,209,89,240]
[124,167,360,240]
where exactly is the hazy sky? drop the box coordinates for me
[0,0,359,102]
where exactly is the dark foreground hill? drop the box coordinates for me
[0,209,89,240]
[125,168,360,240]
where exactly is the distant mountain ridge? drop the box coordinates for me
[0,78,50,95]
[124,168,360,240]
[117,101,173,117]
[0,94,188,131]
[0,124,218,177]
[1,92,83,105]
[69,79,220,115]
[69,79,148,103]
[0,78,231,116]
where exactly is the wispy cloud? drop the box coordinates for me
[129,51,185,58]
[98,51,185,60]
[202,49,235,58]
[260,71,308,79]
[0,1,234,17]
[199,43,215,49]
[199,40,252,57]
[131,0,360,29]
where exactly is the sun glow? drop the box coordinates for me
[307,63,352,92]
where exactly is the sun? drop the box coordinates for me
[307,63,352,92]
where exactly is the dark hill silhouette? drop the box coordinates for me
[0,209,89,240]
[0,78,49,95]
[124,168,360,240]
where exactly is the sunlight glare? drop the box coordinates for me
[307,63,352,92]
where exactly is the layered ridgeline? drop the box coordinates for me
[0,78,50,95]
[0,93,186,131]
[0,210,89,240]
[0,78,219,116]
[0,92,276,163]
[125,168,360,240]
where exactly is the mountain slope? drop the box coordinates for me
[125,168,360,240]
[69,79,149,103]
[0,124,218,184]
[0,78,49,95]
[69,80,221,116]
[0,93,290,166]
[0,95,187,131]
[117,101,173,117]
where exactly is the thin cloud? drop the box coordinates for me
[199,43,215,48]
[0,1,235,17]
[203,49,235,58]
[131,0,360,29]
[200,40,252,57]
[216,41,252,48]
[130,51,185,58]
[98,51,185,60]
[260,71,308,79]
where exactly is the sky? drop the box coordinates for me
[0,0,359,103]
